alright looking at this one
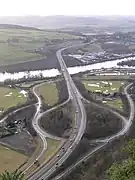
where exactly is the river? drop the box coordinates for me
[0,56,135,82]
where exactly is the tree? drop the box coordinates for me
[108,159,135,180]
[0,168,24,180]
[123,139,135,160]
[108,139,135,180]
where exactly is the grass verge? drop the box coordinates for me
[0,145,28,173]
[25,138,62,177]
[37,83,59,106]
[43,138,61,162]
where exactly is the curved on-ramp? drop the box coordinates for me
[24,82,70,174]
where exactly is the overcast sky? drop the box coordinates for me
[1,0,135,16]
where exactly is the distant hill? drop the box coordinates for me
[0,15,135,29]
[0,24,41,30]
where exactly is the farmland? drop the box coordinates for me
[0,27,79,66]
[0,43,43,66]
[0,28,79,42]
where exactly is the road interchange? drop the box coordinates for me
[27,45,134,180]
[0,44,134,180]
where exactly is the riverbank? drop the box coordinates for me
[0,56,135,83]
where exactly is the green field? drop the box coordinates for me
[0,43,43,66]
[36,83,58,106]
[0,28,79,66]
[0,145,28,173]
[0,87,27,113]
[83,80,125,93]
[0,28,79,42]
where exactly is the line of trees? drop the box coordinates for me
[56,80,68,103]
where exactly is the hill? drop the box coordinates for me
[0,24,40,31]
[0,15,135,29]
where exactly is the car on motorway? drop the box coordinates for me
[55,162,59,168]
[62,147,65,151]
[34,159,40,167]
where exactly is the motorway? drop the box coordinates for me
[27,47,87,180]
